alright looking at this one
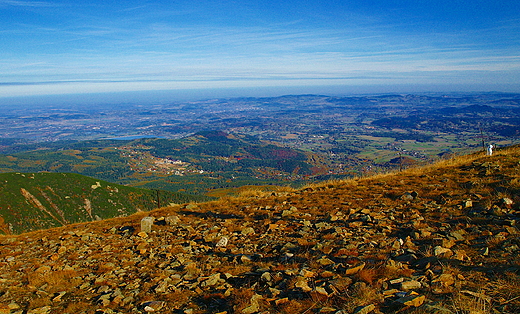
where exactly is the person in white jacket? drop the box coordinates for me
[487,144,494,156]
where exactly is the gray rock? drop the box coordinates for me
[281,210,291,217]
[501,198,514,206]
[142,301,166,312]
[434,246,453,257]
[241,227,255,236]
[295,276,312,292]
[395,294,426,307]
[261,272,272,283]
[201,273,221,287]
[52,291,66,302]
[319,307,337,313]
[400,280,422,291]
[155,279,171,293]
[315,222,332,229]
[389,278,405,285]
[449,230,466,241]
[140,217,155,233]
[401,192,415,201]
[216,236,229,247]
[242,294,263,314]
[7,303,20,310]
[165,215,180,225]
[269,287,281,297]
[240,255,253,263]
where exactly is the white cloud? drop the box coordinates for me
[0,0,55,7]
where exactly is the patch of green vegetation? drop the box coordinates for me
[0,131,320,196]
[0,172,211,234]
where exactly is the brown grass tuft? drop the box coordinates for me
[277,299,317,314]
[337,282,383,313]
[451,292,492,314]
[26,269,84,293]
[63,301,91,313]
[230,288,256,313]
[356,267,378,285]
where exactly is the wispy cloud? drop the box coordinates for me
[118,5,149,12]
[0,0,56,7]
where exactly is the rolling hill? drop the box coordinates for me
[0,131,326,196]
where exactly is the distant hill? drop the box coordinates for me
[371,103,520,132]
[384,155,419,169]
[0,131,321,195]
[0,172,210,234]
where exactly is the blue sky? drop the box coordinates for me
[1,0,520,99]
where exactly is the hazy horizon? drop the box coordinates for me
[3,85,520,108]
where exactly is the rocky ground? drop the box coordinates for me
[0,146,519,314]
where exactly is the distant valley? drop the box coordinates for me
[2,93,519,155]
[1,93,519,178]
[1,93,520,230]
[0,131,322,195]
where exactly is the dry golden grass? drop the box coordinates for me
[215,264,253,277]
[206,184,295,199]
[355,267,378,285]
[451,292,492,314]
[26,269,84,293]
[277,299,317,314]
[28,296,51,309]
[160,290,193,307]
[339,282,383,313]
[488,272,520,313]
[230,288,256,313]
[379,263,415,281]
[62,301,91,313]
[438,268,520,314]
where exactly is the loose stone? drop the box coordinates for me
[140,217,155,233]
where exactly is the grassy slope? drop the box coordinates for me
[0,172,210,234]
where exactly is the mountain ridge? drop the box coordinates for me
[0,145,519,313]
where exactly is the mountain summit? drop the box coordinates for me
[0,146,519,313]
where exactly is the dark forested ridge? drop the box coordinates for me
[0,172,210,234]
